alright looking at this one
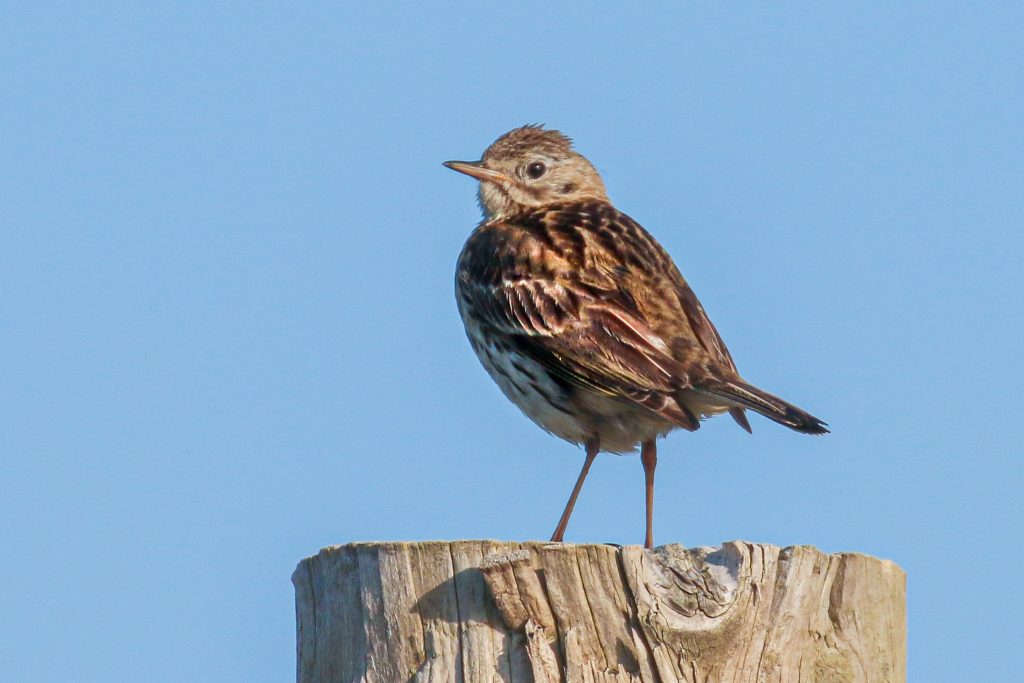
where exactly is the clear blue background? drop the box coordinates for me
[2,3,1020,681]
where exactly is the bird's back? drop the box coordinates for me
[457,199,741,381]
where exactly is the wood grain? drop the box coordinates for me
[294,541,904,682]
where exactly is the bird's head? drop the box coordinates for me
[444,125,608,219]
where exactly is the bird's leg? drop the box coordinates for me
[550,438,599,543]
[641,439,657,549]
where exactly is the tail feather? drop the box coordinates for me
[729,407,752,434]
[704,380,829,435]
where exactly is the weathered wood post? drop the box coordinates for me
[293,541,905,682]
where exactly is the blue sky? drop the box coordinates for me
[2,3,1020,681]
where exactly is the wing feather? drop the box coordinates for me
[458,276,698,430]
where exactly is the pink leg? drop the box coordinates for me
[550,439,600,543]
[641,439,657,549]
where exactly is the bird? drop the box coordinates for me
[444,125,827,549]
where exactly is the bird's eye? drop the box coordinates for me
[526,161,546,179]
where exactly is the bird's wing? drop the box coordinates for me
[666,266,753,433]
[598,209,753,433]
[459,277,700,430]
[457,220,701,430]
[672,278,739,371]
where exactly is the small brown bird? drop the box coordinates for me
[445,125,827,548]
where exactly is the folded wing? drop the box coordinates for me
[458,275,701,431]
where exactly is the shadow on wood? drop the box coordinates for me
[293,541,905,682]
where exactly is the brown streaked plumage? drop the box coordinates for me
[445,125,827,549]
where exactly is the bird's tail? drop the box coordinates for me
[702,380,829,435]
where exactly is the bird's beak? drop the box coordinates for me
[443,160,510,184]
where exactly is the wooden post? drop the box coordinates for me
[293,541,905,682]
